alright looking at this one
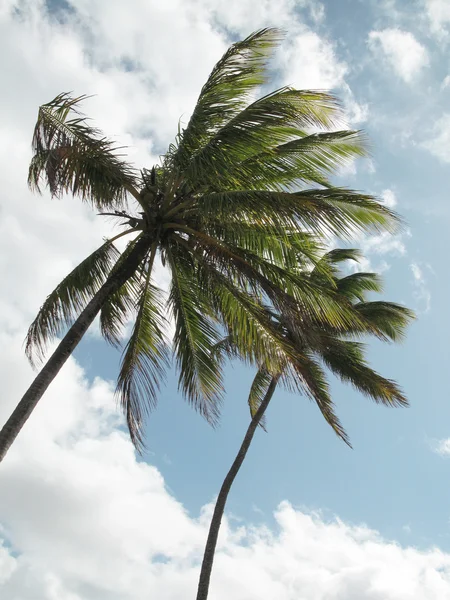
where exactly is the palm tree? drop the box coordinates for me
[0,28,400,462]
[196,249,414,600]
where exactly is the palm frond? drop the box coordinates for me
[116,277,170,451]
[28,93,137,209]
[195,188,399,240]
[175,28,283,168]
[336,272,383,302]
[355,301,416,342]
[286,354,351,446]
[320,339,408,407]
[183,88,344,187]
[166,243,223,422]
[211,130,368,192]
[25,240,121,366]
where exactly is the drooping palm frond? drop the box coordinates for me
[354,301,415,342]
[28,93,138,209]
[174,28,283,169]
[285,353,351,446]
[166,243,224,423]
[25,239,122,366]
[116,275,170,451]
[320,338,407,407]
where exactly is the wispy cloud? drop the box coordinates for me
[425,0,450,38]
[411,262,432,313]
[421,113,450,163]
[368,28,429,83]
[432,438,450,455]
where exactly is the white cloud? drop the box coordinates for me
[368,29,429,83]
[421,113,450,163]
[425,0,450,37]
[380,189,397,208]
[0,3,437,598]
[433,438,450,456]
[441,75,450,89]
[411,262,432,313]
[2,347,450,599]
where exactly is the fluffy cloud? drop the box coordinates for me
[425,0,450,37]
[433,438,450,456]
[368,28,429,83]
[0,2,439,599]
[410,262,432,313]
[380,189,398,208]
[421,113,450,163]
[1,344,450,599]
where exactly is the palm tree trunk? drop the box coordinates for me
[195,375,279,600]
[0,234,152,463]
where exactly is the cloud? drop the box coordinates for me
[367,28,429,83]
[421,113,450,163]
[380,189,397,208]
[425,0,450,37]
[433,438,450,456]
[410,262,432,313]
[1,3,441,598]
[2,343,450,599]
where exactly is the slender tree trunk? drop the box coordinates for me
[196,375,279,600]
[0,234,152,463]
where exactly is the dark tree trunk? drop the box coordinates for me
[0,235,152,463]
[195,376,279,600]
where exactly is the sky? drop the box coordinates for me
[1,0,450,598]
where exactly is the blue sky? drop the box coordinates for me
[1,0,450,598]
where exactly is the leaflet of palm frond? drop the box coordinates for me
[194,188,399,240]
[354,301,415,342]
[115,278,170,452]
[99,241,147,347]
[188,251,295,373]
[210,130,368,192]
[25,240,122,367]
[28,93,137,209]
[336,272,383,302]
[284,356,351,446]
[182,88,344,187]
[166,243,224,423]
[180,228,369,336]
[175,28,283,169]
[320,338,408,407]
[198,220,322,271]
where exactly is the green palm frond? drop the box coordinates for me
[116,275,170,451]
[183,88,344,187]
[320,339,407,407]
[28,93,137,209]
[99,239,147,347]
[195,188,399,240]
[175,28,283,168]
[355,301,415,342]
[167,244,224,422]
[336,272,383,302]
[25,240,121,366]
[213,130,368,192]
[286,354,351,446]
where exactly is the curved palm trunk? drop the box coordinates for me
[0,234,152,463]
[196,375,279,600]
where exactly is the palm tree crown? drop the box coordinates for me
[23,28,401,451]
